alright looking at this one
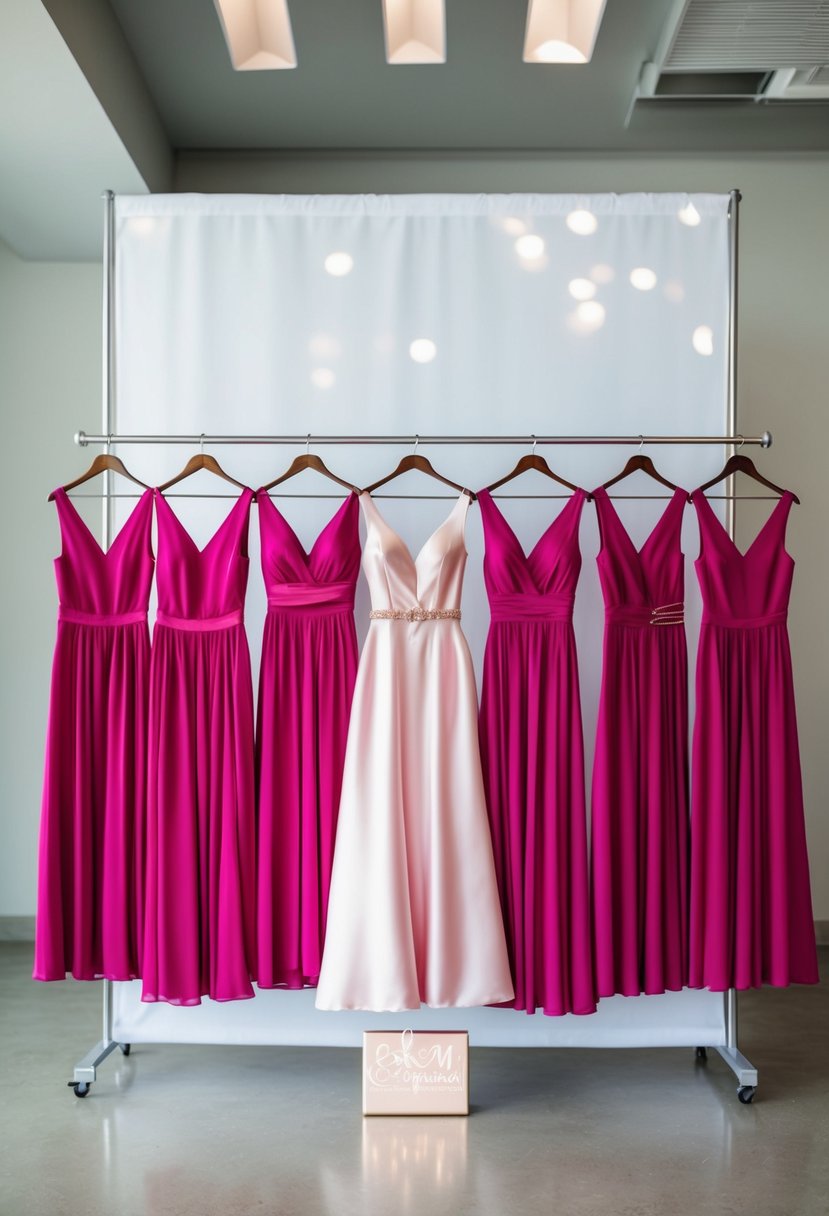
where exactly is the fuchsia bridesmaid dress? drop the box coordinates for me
[255,491,360,989]
[477,489,595,1016]
[689,490,818,991]
[590,487,689,997]
[142,488,257,1004]
[35,488,153,982]
[316,493,513,1011]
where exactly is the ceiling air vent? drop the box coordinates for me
[632,0,829,110]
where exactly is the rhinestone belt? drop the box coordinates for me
[369,608,461,622]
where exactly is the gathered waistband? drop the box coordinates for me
[267,581,355,614]
[155,609,244,633]
[59,607,147,628]
[489,592,574,623]
[606,602,685,627]
[702,610,788,630]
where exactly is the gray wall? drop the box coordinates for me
[2,152,828,925]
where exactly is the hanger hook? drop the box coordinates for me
[306,432,311,456]
[738,434,745,449]
[413,434,419,455]
[199,433,205,455]
[531,434,537,456]
[638,434,644,448]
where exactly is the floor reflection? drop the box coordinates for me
[358,1117,468,1208]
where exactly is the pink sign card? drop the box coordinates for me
[363,1029,469,1116]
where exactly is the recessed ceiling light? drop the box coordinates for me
[383,0,446,65]
[213,0,297,70]
[524,0,608,65]
[310,368,336,389]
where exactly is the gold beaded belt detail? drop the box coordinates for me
[369,608,461,622]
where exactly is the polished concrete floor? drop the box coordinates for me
[1,942,826,1216]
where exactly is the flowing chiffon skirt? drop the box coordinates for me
[142,623,256,1004]
[35,619,149,981]
[256,606,358,988]
[480,618,595,1016]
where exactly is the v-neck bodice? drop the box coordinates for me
[53,487,154,620]
[258,490,360,612]
[478,489,586,622]
[692,489,795,626]
[359,492,469,613]
[154,488,253,622]
[592,486,686,626]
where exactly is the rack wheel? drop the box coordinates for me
[737,1085,756,1105]
[68,1081,91,1098]
[119,1043,131,1056]
[695,1046,708,1062]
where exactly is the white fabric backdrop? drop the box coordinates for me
[111,192,731,1046]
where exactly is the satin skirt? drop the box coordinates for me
[591,622,689,997]
[316,619,514,1012]
[256,606,358,988]
[34,619,149,982]
[142,623,256,1005]
[480,618,595,1016]
[689,621,818,990]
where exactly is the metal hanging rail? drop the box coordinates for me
[69,186,760,1107]
[76,430,773,448]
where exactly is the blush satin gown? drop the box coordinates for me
[590,487,689,997]
[34,487,153,982]
[316,493,514,1012]
[142,488,257,1004]
[477,489,595,1016]
[689,489,818,990]
[255,491,360,989]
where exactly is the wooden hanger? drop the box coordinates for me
[157,439,247,493]
[694,452,799,504]
[49,452,149,501]
[260,438,361,495]
[601,452,677,493]
[365,438,476,499]
[485,439,584,497]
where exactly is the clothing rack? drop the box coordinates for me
[68,186,759,1105]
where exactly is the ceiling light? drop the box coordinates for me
[629,267,657,291]
[409,338,437,363]
[566,209,597,236]
[515,234,546,261]
[310,368,336,389]
[213,0,297,71]
[501,217,528,236]
[382,0,446,65]
[324,252,354,277]
[590,262,614,283]
[524,0,608,65]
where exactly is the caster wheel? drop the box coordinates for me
[695,1047,708,1062]
[119,1043,131,1056]
[68,1081,91,1098]
[737,1085,756,1105]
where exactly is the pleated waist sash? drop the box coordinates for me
[58,607,148,628]
[605,602,685,627]
[155,609,244,632]
[702,609,788,629]
[489,592,574,623]
[267,581,355,616]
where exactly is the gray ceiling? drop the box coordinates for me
[106,0,829,152]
